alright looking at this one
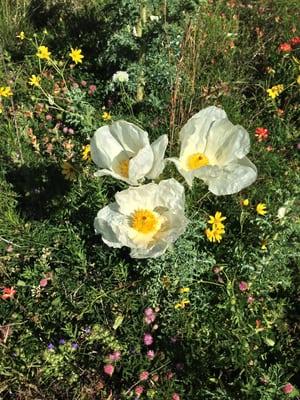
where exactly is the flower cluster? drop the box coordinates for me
[1,287,16,300]
[267,84,284,99]
[278,36,300,52]
[255,127,269,142]
[205,211,226,243]
[91,106,257,258]
[0,86,13,97]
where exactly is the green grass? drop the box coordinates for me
[0,0,299,399]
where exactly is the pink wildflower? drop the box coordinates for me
[135,386,144,397]
[239,281,249,292]
[139,371,149,381]
[108,350,121,362]
[147,350,155,360]
[247,295,255,304]
[1,287,16,300]
[88,84,97,95]
[143,333,153,346]
[39,278,48,287]
[144,307,156,324]
[172,394,181,400]
[282,383,294,394]
[103,364,114,376]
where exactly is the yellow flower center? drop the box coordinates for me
[130,209,158,234]
[187,153,209,170]
[118,159,129,178]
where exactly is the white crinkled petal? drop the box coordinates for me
[167,157,196,187]
[158,211,189,242]
[146,135,168,180]
[179,106,227,159]
[130,240,170,259]
[204,118,250,165]
[129,144,154,182]
[109,120,149,153]
[94,168,135,185]
[157,178,185,211]
[94,203,123,248]
[196,157,257,195]
[115,183,159,216]
[94,203,136,249]
[91,126,124,168]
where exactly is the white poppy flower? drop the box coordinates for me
[169,106,257,195]
[94,179,188,258]
[112,71,129,83]
[91,121,168,185]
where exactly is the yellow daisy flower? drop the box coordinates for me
[36,45,51,60]
[28,75,41,87]
[266,84,284,100]
[102,111,112,122]
[205,226,225,243]
[256,203,267,216]
[0,86,13,97]
[242,199,249,206]
[208,211,226,227]
[69,48,84,64]
[82,144,91,161]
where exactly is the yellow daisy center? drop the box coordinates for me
[187,153,209,170]
[118,159,129,178]
[130,209,158,234]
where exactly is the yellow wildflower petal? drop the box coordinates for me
[36,45,51,60]
[102,111,112,121]
[28,75,41,87]
[69,48,84,64]
[179,287,190,294]
[256,203,267,216]
[82,144,91,161]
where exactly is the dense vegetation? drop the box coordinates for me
[0,0,299,399]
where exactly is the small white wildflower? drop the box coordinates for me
[112,71,129,83]
[149,15,159,22]
[277,207,287,219]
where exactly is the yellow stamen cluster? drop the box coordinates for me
[130,209,158,234]
[205,211,226,243]
[266,84,284,99]
[187,152,209,170]
[118,159,129,178]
